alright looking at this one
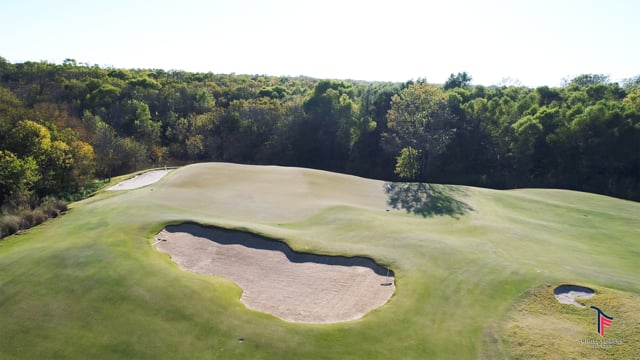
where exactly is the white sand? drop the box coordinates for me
[153,223,395,323]
[108,169,171,190]
[553,285,595,308]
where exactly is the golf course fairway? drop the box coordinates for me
[0,163,638,359]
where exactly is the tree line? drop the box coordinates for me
[1,58,638,224]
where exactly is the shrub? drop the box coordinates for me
[0,197,68,239]
[42,204,59,218]
[31,208,47,225]
[41,197,67,218]
[0,215,21,237]
[55,199,68,213]
[20,209,35,228]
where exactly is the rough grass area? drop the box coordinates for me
[501,284,640,359]
[0,163,638,359]
[0,197,68,238]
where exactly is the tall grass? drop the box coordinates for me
[0,196,68,238]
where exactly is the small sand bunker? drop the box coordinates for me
[153,223,395,323]
[108,169,171,190]
[553,284,595,308]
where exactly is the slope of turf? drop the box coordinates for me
[500,284,640,359]
[0,163,638,359]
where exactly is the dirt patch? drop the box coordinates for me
[153,223,395,323]
[553,284,595,308]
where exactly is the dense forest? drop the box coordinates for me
[1,57,639,235]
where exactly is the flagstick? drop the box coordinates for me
[381,268,393,286]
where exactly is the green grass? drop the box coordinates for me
[0,163,638,359]
[501,284,640,359]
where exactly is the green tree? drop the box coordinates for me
[622,75,640,90]
[6,120,52,160]
[39,140,73,193]
[87,83,121,109]
[2,57,640,201]
[185,134,205,160]
[443,72,472,90]
[69,140,96,189]
[511,115,543,156]
[535,86,562,106]
[298,80,362,170]
[92,123,121,178]
[0,151,40,200]
[0,87,25,142]
[394,146,421,180]
[132,100,160,143]
[623,88,640,113]
[118,138,149,173]
[566,74,609,87]
[384,83,456,180]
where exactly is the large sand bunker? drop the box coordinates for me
[153,223,395,323]
[108,169,171,190]
[553,284,595,308]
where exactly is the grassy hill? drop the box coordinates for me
[0,163,638,359]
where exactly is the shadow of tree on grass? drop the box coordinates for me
[384,182,474,218]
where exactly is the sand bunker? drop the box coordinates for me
[553,284,595,308]
[153,223,395,323]
[108,169,171,190]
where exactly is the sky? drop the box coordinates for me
[1,0,638,87]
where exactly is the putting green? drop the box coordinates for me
[0,163,638,359]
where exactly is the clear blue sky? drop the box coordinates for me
[1,0,638,87]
